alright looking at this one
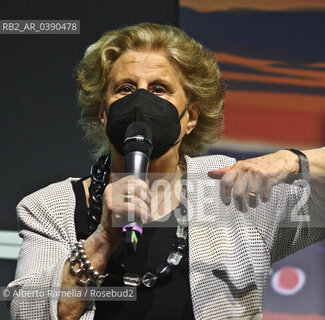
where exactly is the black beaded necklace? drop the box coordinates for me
[87,154,188,288]
[87,154,111,235]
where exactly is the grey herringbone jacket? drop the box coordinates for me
[7,155,325,319]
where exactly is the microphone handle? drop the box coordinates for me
[123,150,150,253]
[125,151,149,181]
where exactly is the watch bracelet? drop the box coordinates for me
[285,148,310,183]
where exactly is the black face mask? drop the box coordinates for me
[106,89,187,160]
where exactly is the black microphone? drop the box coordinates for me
[122,122,153,253]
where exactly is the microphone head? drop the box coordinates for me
[123,122,153,157]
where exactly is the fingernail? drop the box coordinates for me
[234,198,243,211]
[248,197,257,208]
[261,195,270,202]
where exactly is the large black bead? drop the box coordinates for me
[172,237,187,252]
[155,264,173,281]
[89,184,103,203]
[90,164,103,183]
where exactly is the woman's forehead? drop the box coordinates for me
[108,50,182,85]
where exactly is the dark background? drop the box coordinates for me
[0,0,178,318]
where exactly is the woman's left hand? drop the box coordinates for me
[208,150,299,211]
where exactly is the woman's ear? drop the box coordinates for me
[185,102,200,135]
[98,98,106,127]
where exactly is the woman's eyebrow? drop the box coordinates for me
[150,79,171,85]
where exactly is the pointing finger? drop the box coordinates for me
[208,166,232,179]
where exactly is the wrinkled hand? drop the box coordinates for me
[208,150,298,211]
[98,175,151,248]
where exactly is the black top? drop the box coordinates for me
[72,178,195,320]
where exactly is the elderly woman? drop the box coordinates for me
[7,23,325,320]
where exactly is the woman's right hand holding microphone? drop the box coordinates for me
[97,175,152,251]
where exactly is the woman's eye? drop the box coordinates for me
[151,86,166,94]
[117,86,134,94]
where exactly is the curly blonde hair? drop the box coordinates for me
[75,23,225,166]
